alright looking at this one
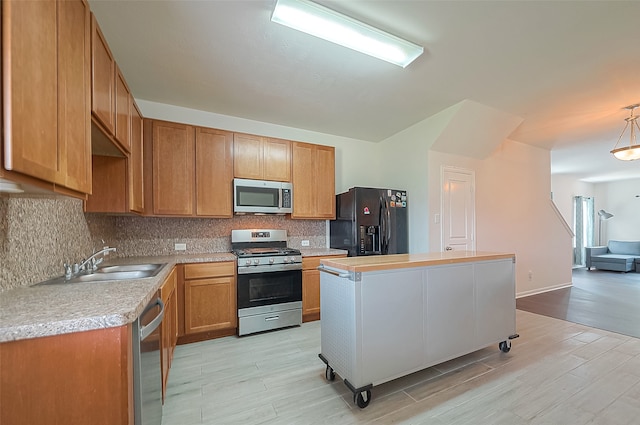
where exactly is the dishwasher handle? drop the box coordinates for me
[140,298,165,341]
[317,265,350,278]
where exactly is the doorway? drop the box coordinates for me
[441,167,476,251]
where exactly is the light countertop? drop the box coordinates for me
[320,251,515,273]
[0,253,236,343]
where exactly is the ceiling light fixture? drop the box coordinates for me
[610,103,640,161]
[271,0,424,68]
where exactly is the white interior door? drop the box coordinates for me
[442,167,476,251]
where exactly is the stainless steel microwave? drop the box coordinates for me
[233,178,293,214]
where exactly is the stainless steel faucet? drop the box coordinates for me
[64,246,117,280]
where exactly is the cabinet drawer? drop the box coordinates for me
[184,261,235,280]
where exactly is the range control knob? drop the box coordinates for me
[253,258,260,265]
[269,258,275,264]
[245,259,251,266]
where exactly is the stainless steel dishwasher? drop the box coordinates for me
[133,297,164,425]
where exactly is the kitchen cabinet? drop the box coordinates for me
[151,120,195,216]
[160,266,178,402]
[182,262,237,338]
[1,0,92,197]
[91,15,132,154]
[0,325,133,425]
[195,127,234,217]
[144,119,233,218]
[129,101,145,213]
[302,254,346,322]
[291,142,335,219]
[91,13,116,137]
[85,99,144,214]
[234,133,291,182]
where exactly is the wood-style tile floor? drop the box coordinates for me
[162,310,640,425]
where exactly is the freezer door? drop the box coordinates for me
[381,189,408,254]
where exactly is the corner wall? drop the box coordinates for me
[429,140,573,296]
[594,178,640,241]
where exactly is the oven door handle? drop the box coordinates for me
[317,265,351,278]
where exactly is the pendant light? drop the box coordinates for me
[610,104,640,161]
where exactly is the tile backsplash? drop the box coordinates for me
[0,194,327,290]
[0,195,93,290]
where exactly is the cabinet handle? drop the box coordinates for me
[265,316,280,321]
[317,265,350,278]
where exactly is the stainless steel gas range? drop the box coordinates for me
[231,229,302,336]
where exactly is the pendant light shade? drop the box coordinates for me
[610,104,640,161]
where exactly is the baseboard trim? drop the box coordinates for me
[516,282,573,298]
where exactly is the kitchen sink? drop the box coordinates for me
[35,263,166,285]
[95,263,165,274]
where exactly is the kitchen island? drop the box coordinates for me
[318,251,517,408]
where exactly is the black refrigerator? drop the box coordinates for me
[330,187,408,257]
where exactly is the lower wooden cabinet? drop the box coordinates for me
[160,266,178,402]
[0,326,133,425]
[181,262,237,341]
[302,254,346,322]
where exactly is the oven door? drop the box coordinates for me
[237,269,302,310]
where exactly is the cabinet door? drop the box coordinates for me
[114,66,131,152]
[184,276,237,334]
[195,128,233,217]
[291,142,335,219]
[85,156,127,213]
[129,101,144,213]
[233,133,263,180]
[263,138,291,182]
[2,0,59,183]
[313,145,336,218]
[57,0,92,194]
[152,121,194,215]
[302,269,321,321]
[90,14,115,135]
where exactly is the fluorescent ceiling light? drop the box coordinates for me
[271,0,424,68]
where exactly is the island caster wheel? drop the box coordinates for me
[499,340,511,353]
[325,366,335,381]
[354,390,371,408]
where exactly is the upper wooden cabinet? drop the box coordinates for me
[234,134,291,182]
[90,13,115,136]
[129,101,144,213]
[1,0,92,197]
[196,127,234,217]
[152,121,195,216]
[145,120,234,218]
[85,99,144,214]
[90,14,130,153]
[291,142,336,219]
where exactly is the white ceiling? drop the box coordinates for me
[88,0,640,183]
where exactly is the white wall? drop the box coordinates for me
[429,140,573,296]
[594,178,640,241]
[550,174,595,232]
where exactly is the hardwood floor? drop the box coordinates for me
[516,268,640,338]
[162,310,640,425]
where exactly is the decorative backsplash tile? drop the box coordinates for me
[0,195,327,291]
[0,195,93,291]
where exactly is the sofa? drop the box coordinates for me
[586,240,640,272]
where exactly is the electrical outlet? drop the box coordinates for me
[174,243,187,251]
[301,240,310,247]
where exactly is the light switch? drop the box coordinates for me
[434,214,440,224]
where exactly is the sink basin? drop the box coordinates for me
[35,263,166,285]
[96,263,165,274]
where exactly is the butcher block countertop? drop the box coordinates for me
[320,251,515,273]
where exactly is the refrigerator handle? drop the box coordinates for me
[380,197,388,254]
